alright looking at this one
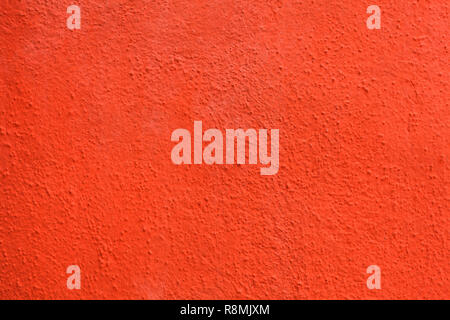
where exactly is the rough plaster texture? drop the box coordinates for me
[0,0,449,299]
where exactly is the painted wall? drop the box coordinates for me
[0,0,448,299]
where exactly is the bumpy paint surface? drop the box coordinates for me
[0,0,449,299]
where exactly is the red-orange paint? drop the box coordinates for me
[0,0,448,299]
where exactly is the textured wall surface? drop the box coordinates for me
[0,0,448,299]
